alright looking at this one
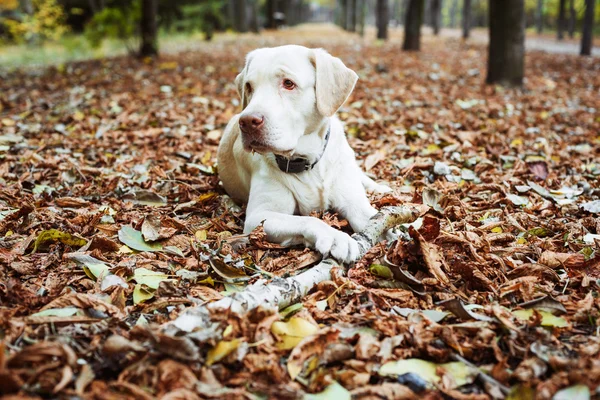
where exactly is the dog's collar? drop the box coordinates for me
[274,126,331,174]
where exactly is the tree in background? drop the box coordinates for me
[535,0,544,33]
[376,0,388,39]
[580,0,595,55]
[487,0,525,86]
[462,0,470,38]
[139,0,157,56]
[2,0,69,43]
[568,0,575,37]
[430,0,441,35]
[557,0,566,39]
[403,0,423,51]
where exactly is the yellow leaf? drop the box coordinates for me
[195,230,207,241]
[512,309,569,328]
[197,192,217,203]
[118,245,134,254]
[516,237,527,245]
[31,229,87,253]
[5,230,13,237]
[158,61,178,70]
[491,227,503,233]
[73,110,85,121]
[133,267,169,289]
[133,283,154,304]
[206,339,240,366]
[201,151,212,165]
[223,324,233,338]
[271,317,319,350]
[539,111,549,119]
[1,118,15,126]
[510,138,523,148]
[199,276,215,286]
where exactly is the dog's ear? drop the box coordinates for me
[311,48,358,117]
[235,52,255,110]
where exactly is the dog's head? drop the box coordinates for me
[234,45,358,155]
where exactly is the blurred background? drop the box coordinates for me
[0,0,597,69]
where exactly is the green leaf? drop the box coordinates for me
[527,227,552,238]
[379,359,476,389]
[133,267,169,289]
[553,385,590,400]
[30,307,82,318]
[163,245,184,257]
[506,385,535,400]
[31,229,87,253]
[69,253,111,280]
[118,225,162,252]
[305,382,350,400]
[512,309,569,327]
[280,303,304,319]
[133,283,155,304]
[369,263,393,279]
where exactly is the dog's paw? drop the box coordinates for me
[315,230,360,264]
[367,183,393,195]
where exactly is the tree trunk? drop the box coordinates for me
[580,0,595,56]
[450,0,458,27]
[535,0,544,33]
[403,0,424,51]
[340,0,348,29]
[568,0,575,38]
[486,0,525,87]
[376,0,389,39]
[139,0,158,57]
[462,0,471,39]
[347,0,356,31]
[358,0,366,36]
[557,0,566,40]
[249,0,259,32]
[234,0,248,32]
[266,0,276,28]
[431,0,441,35]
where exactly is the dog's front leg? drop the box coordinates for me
[244,179,360,263]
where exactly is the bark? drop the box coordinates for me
[161,205,425,336]
[486,0,525,87]
[340,0,348,29]
[347,0,357,31]
[535,0,544,33]
[403,0,424,51]
[462,0,471,39]
[450,0,458,28]
[358,0,366,36]
[431,0,441,35]
[248,0,259,32]
[266,0,276,29]
[568,0,575,38]
[234,0,248,32]
[139,0,158,57]
[557,0,566,40]
[376,0,389,39]
[580,0,596,56]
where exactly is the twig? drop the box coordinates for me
[162,205,426,335]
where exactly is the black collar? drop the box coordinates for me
[274,126,331,174]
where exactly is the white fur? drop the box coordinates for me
[217,45,390,263]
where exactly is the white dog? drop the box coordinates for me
[217,45,389,263]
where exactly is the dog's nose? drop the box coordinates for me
[239,113,264,134]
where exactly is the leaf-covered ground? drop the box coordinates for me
[1,25,599,400]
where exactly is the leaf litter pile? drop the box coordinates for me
[1,29,599,399]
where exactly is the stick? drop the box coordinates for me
[163,205,426,335]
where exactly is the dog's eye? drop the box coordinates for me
[282,79,296,90]
[245,82,252,93]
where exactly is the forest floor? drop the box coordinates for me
[0,25,599,400]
